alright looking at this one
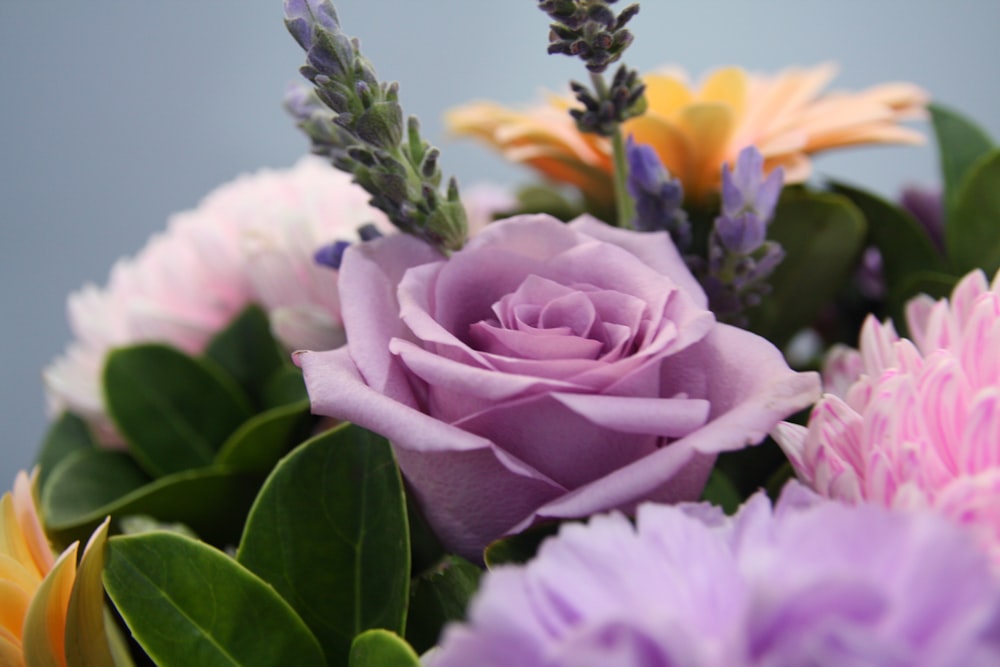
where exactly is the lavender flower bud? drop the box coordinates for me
[284,0,340,51]
[314,239,351,270]
[625,136,690,249]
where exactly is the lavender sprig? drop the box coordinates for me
[538,0,647,228]
[284,0,467,252]
[625,137,690,249]
[696,147,786,325]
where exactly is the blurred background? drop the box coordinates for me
[2,0,999,489]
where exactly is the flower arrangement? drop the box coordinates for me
[10,0,1000,664]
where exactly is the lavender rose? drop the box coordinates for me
[297,215,819,556]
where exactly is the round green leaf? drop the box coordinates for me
[830,181,947,293]
[406,556,483,654]
[237,423,410,666]
[930,103,994,216]
[42,448,261,548]
[104,532,325,666]
[948,149,1000,275]
[35,412,97,497]
[203,305,288,409]
[213,399,311,473]
[104,343,254,477]
[747,191,867,347]
[349,630,420,667]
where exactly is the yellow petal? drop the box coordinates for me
[0,627,25,667]
[0,498,36,579]
[65,520,115,667]
[22,544,77,667]
[0,580,31,640]
[678,103,737,201]
[642,73,694,119]
[622,114,692,185]
[13,474,54,577]
[697,67,748,119]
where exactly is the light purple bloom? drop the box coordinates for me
[717,146,783,255]
[284,0,340,51]
[625,136,690,248]
[296,214,819,557]
[428,484,1000,667]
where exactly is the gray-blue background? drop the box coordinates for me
[2,1,998,489]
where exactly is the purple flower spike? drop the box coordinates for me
[721,146,784,223]
[625,136,690,248]
[284,0,340,51]
[429,485,1000,667]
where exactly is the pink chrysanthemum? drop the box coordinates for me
[774,268,1000,565]
[44,157,389,441]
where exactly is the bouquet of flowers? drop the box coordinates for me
[8,1,1000,665]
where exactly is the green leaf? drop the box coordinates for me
[103,532,326,667]
[406,556,483,654]
[699,469,742,514]
[261,365,310,408]
[42,449,150,532]
[237,423,410,666]
[349,630,421,667]
[42,449,261,548]
[830,182,947,295]
[930,103,994,216]
[947,149,1000,275]
[213,399,311,473]
[203,305,288,408]
[747,191,867,348]
[483,522,561,569]
[104,344,254,477]
[35,411,96,496]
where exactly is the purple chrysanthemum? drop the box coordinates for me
[428,484,1000,666]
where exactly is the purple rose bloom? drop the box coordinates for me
[296,215,820,557]
[428,484,1000,667]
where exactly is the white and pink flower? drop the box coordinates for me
[44,157,389,441]
[774,269,1000,565]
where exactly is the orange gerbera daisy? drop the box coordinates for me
[446,63,927,207]
[0,471,111,666]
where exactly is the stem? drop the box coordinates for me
[590,72,634,228]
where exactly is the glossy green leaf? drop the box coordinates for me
[406,556,483,654]
[35,412,96,496]
[700,469,742,514]
[483,521,561,569]
[262,365,310,408]
[213,399,311,473]
[66,519,116,667]
[948,149,1000,275]
[349,630,421,667]
[831,182,947,294]
[747,191,867,348]
[203,305,287,408]
[237,423,410,666]
[42,448,260,547]
[930,103,994,215]
[104,532,326,666]
[42,449,150,532]
[104,344,254,477]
